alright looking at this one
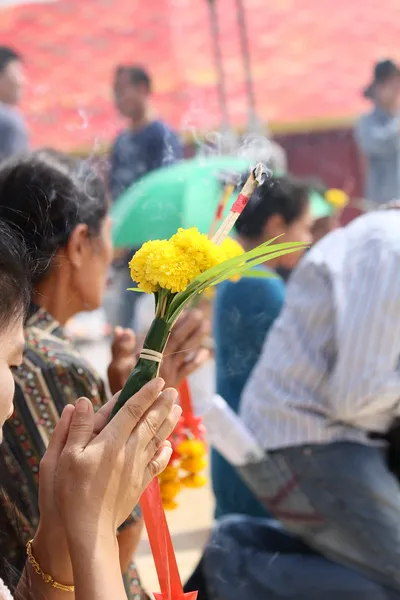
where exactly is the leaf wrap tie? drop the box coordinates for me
[139,349,163,363]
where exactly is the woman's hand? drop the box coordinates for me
[55,378,180,545]
[108,327,137,395]
[160,310,211,389]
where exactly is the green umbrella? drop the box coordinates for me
[111,156,251,248]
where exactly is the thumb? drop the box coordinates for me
[65,397,95,451]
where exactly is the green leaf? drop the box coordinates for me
[240,269,277,280]
[127,287,146,292]
[166,238,308,321]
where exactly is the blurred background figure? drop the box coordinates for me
[355,59,400,207]
[212,176,313,520]
[108,65,183,329]
[0,46,27,162]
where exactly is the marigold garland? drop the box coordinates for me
[159,416,208,510]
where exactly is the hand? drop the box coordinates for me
[160,310,211,389]
[54,378,181,545]
[34,393,128,582]
[108,327,137,395]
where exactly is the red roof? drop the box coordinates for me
[1,0,400,151]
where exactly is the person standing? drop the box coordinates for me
[355,59,400,207]
[109,66,183,328]
[0,47,28,162]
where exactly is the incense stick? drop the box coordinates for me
[212,163,267,245]
[208,182,235,238]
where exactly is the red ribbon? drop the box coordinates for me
[140,379,199,600]
[179,378,202,438]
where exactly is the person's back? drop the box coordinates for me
[241,210,400,447]
[0,47,27,162]
[239,209,400,595]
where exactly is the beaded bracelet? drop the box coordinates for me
[26,540,75,593]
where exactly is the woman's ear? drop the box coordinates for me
[263,214,286,239]
[65,224,89,269]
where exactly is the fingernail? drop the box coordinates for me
[172,405,182,419]
[76,398,89,413]
[154,377,165,391]
[165,447,173,461]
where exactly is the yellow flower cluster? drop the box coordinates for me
[325,188,349,210]
[159,439,208,510]
[129,228,244,294]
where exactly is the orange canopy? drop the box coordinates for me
[1,0,399,151]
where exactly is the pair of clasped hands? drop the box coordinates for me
[21,310,209,600]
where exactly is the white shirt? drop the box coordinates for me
[241,211,400,449]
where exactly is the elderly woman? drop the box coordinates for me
[0,151,209,598]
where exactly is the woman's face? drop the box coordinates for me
[266,204,314,270]
[0,318,24,442]
[70,215,114,312]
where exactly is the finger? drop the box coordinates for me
[165,322,209,368]
[144,403,182,461]
[43,404,75,463]
[92,392,121,435]
[166,310,203,353]
[133,388,178,449]
[177,348,210,380]
[112,328,136,356]
[96,378,165,446]
[64,397,95,452]
[144,445,174,485]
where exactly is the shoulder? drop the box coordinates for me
[18,323,105,401]
[0,105,22,125]
[112,129,129,151]
[216,273,285,312]
[148,120,180,143]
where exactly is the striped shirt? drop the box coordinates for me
[240,210,400,450]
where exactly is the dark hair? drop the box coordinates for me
[0,151,108,284]
[235,175,310,239]
[0,222,30,591]
[0,219,30,329]
[115,65,151,92]
[0,47,21,73]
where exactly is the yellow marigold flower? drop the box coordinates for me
[177,439,206,457]
[128,241,159,293]
[159,465,179,482]
[129,228,241,294]
[160,480,181,499]
[181,474,208,488]
[170,228,221,273]
[180,456,208,473]
[220,237,244,260]
[163,499,179,510]
[325,188,349,209]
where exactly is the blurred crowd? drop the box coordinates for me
[1,39,400,600]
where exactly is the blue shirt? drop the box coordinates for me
[109,119,183,201]
[0,103,28,162]
[355,106,400,205]
[212,269,285,518]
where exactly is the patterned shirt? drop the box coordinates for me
[240,210,400,450]
[1,307,143,599]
